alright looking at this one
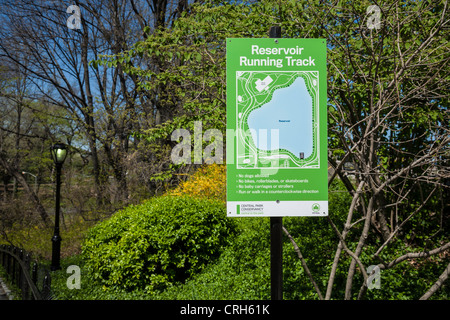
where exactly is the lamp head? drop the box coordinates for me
[51,143,68,165]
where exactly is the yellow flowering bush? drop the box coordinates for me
[168,164,226,203]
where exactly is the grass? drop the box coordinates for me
[0,213,99,261]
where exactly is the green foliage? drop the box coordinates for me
[48,0,449,301]
[359,240,450,300]
[154,217,271,300]
[51,255,154,300]
[155,180,353,300]
[82,195,236,293]
[50,176,448,300]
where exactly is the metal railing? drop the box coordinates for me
[0,245,52,300]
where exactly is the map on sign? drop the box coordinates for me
[236,71,320,169]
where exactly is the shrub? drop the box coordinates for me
[168,164,226,203]
[155,217,272,300]
[82,195,236,293]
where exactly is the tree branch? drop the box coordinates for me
[326,216,369,290]
[420,262,450,300]
[380,241,450,270]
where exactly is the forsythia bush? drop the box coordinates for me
[82,195,236,293]
[168,164,226,203]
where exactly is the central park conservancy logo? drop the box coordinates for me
[312,203,320,213]
[236,204,264,215]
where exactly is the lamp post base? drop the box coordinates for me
[50,234,62,271]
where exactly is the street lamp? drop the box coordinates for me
[22,171,38,194]
[50,143,68,271]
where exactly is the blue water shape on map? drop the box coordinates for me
[247,76,313,158]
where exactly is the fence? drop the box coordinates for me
[0,245,52,300]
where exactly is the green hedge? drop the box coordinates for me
[82,195,236,293]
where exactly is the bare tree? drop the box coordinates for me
[0,0,192,204]
[314,0,450,299]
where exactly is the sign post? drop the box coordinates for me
[226,28,327,300]
[268,26,283,301]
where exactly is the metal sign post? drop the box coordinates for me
[269,26,283,301]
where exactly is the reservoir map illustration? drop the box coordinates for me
[236,71,320,169]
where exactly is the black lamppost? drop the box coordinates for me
[50,143,68,271]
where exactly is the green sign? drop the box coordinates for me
[226,38,328,217]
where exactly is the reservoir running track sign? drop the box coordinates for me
[226,38,328,217]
